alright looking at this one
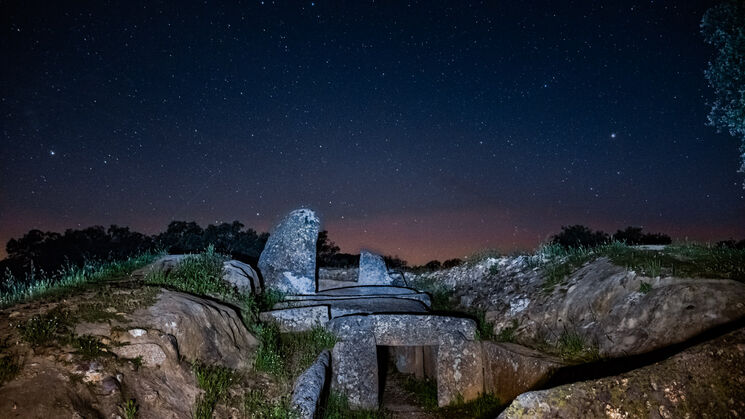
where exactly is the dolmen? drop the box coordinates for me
[257,208,483,408]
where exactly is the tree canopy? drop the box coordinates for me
[701,0,745,183]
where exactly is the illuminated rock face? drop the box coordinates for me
[258,208,320,294]
[328,313,485,408]
[357,250,393,285]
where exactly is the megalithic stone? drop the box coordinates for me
[358,250,393,286]
[258,208,320,294]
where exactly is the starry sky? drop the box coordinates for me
[2,1,744,264]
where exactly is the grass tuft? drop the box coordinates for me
[73,335,107,359]
[145,245,232,298]
[253,324,337,378]
[320,391,387,419]
[402,376,438,410]
[192,361,237,419]
[639,281,652,294]
[0,252,160,308]
[0,355,21,386]
[243,389,295,418]
[119,399,138,419]
[17,309,70,347]
[556,329,600,362]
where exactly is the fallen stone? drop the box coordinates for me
[499,327,745,418]
[358,250,393,286]
[258,208,320,294]
[131,254,186,279]
[481,341,567,403]
[291,350,330,419]
[259,306,330,332]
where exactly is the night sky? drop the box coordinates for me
[2,1,744,264]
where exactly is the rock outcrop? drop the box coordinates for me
[128,290,258,370]
[499,327,745,418]
[413,256,745,359]
[258,208,320,294]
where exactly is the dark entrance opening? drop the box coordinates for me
[376,345,438,412]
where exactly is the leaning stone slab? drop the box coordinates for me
[358,250,393,286]
[291,350,330,419]
[259,306,331,332]
[258,208,319,294]
[331,336,378,410]
[482,341,567,403]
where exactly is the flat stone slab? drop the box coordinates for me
[316,285,419,296]
[327,314,477,345]
[277,293,431,308]
[275,297,429,318]
[259,306,331,332]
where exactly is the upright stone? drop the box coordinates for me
[258,208,320,294]
[358,250,393,286]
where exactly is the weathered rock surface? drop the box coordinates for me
[482,341,567,403]
[328,313,481,408]
[128,289,258,369]
[318,267,359,291]
[258,208,320,294]
[134,255,260,295]
[499,327,745,418]
[412,256,745,358]
[259,305,331,332]
[291,350,331,419]
[358,250,393,286]
[275,296,430,319]
[331,336,379,410]
[131,254,186,279]
[222,259,261,294]
[436,340,484,407]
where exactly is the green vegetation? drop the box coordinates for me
[439,393,503,419]
[555,329,600,362]
[243,389,295,419]
[496,320,519,343]
[242,289,286,326]
[119,399,138,419]
[639,281,652,294]
[473,310,496,341]
[320,391,388,419]
[192,362,237,419]
[145,245,231,298]
[73,335,107,359]
[17,309,70,347]
[409,276,455,311]
[0,252,159,308]
[253,325,337,378]
[402,376,438,410]
[0,355,21,386]
[531,241,745,290]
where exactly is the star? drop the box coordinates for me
[610,133,617,139]
[49,150,55,156]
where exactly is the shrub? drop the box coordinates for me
[118,399,138,419]
[0,355,21,386]
[18,309,70,347]
[551,225,609,249]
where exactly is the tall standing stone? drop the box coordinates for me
[358,250,393,286]
[258,208,320,294]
